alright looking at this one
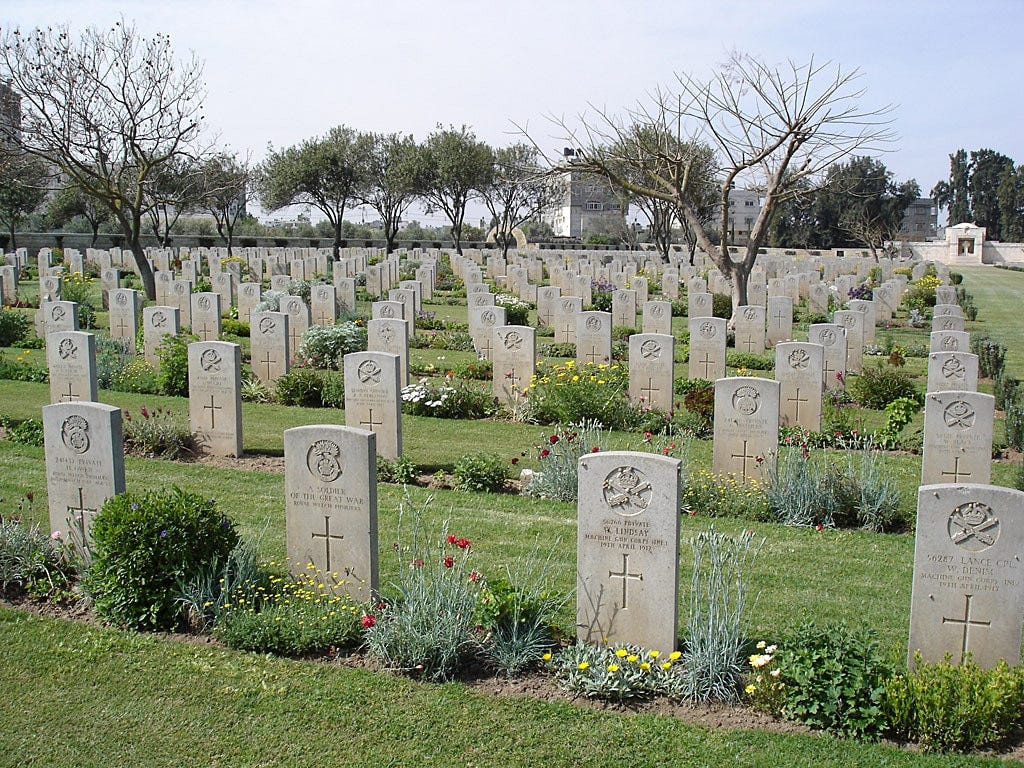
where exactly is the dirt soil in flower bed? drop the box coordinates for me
[6,596,1024,762]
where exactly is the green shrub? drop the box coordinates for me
[95,336,134,390]
[59,271,95,307]
[712,293,732,318]
[221,318,249,337]
[1006,392,1024,452]
[156,333,195,397]
[1,416,44,446]
[777,622,891,740]
[849,362,920,410]
[527,360,646,430]
[274,368,343,408]
[363,500,482,681]
[540,342,576,358]
[122,406,196,460]
[452,453,509,493]
[949,271,963,285]
[0,351,48,383]
[110,358,160,394]
[0,309,30,346]
[885,655,1024,752]
[400,378,496,420]
[84,488,239,631]
[454,358,492,380]
[682,468,768,519]
[297,322,366,369]
[681,384,715,433]
[726,352,773,371]
[994,369,1019,411]
[970,334,1006,379]
[493,294,530,325]
[214,569,363,656]
[376,455,419,484]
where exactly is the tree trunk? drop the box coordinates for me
[90,224,99,247]
[129,235,156,300]
[332,217,342,260]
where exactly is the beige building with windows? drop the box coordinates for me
[541,151,627,240]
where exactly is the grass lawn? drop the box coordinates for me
[1,263,1023,766]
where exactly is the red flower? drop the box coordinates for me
[815,523,824,532]
[669,442,677,450]
[443,555,454,568]
[361,614,376,629]
[456,537,470,550]
[643,431,652,442]
[511,457,519,465]
[140,405,149,418]
[25,492,33,502]
[446,534,457,545]
[688,509,697,517]
[549,434,559,444]
[661,447,670,455]
[469,571,481,582]
[410,558,424,567]
[540,449,550,458]
[375,601,388,611]
[591,446,600,453]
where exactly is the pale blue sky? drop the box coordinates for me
[3,0,1022,226]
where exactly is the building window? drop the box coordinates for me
[585,201,603,211]
[745,200,756,207]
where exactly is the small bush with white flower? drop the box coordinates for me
[400,377,496,420]
[744,641,786,716]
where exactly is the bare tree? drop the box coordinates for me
[479,143,562,258]
[544,53,893,313]
[196,153,250,254]
[0,21,208,299]
[144,155,205,247]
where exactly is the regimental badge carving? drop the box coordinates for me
[200,349,222,372]
[640,340,661,359]
[817,328,836,346]
[649,305,664,318]
[942,317,955,330]
[51,305,66,321]
[357,360,382,385]
[732,385,761,416]
[379,325,395,345]
[481,310,495,325]
[317,287,330,300]
[114,291,128,307]
[743,306,757,321]
[243,285,258,297]
[307,439,343,483]
[174,283,186,295]
[152,311,167,328]
[53,334,79,361]
[941,357,966,381]
[196,295,211,311]
[698,321,717,338]
[286,299,303,316]
[61,415,90,454]
[585,316,602,331]
[943,400,975,429]
[941,335,960,351]
[258,316,276,335]
[948,501,999,551]
[602,466,652,516]
[503,330,523,351]
[562,299,575,312]
[380,305,395,318]
[788,349,810,370]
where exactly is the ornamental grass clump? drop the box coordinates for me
[122,405,196,460]
[522,421,609,502]
[679,527,761,703]
[0,510,76,599]
[363,497,482,681]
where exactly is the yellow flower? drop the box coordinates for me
[542,652,552,661]
[607,664,619,672]
[756,641,766,650]
[614,648,628,658]
[649,650,660,658]
[745,684,756,695]
[669,651,682,661]
[660,662,672,670]
[577,661,589,670]
[639,662,651,670]
[627,654,638,663]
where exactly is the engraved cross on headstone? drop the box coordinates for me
[67,487,98,541]
[584,345,603,364]
[203,395,222,429]
[359,408,384,431]
[941,456,973,484]
[730,440,759,478]
[640,378,658,404]
[608,553,643,610]
[114,317,132,337]
[942,594,991,664]
[697,351,714,379]
[787,387,808,422]
[259,350,277,381]
[740,335,758,353]
[477,335,493,359]
[59,381,79,403]
[310,515,345,572]
[772,308,786,328]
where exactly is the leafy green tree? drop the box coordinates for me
[360,133,418,253]
[0,150,49,249]
[933,148,1022,239]
[413,125,494,254]
[47,181,115,246]
[478,143,559,257]
[256,125,369,258]
[0,21,208,299]
[196,153,250,253]
[997,165,1024,243]
[967,149,1014,240]
[932,149,972,227]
